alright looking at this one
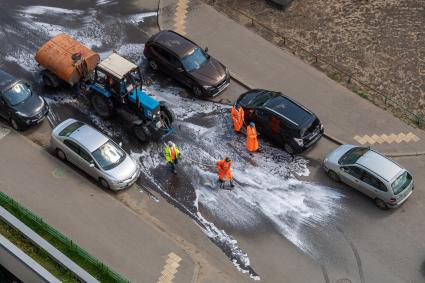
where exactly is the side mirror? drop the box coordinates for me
[204,47,208,53]
[176,67,184,73]
[89,163,95,168]
[119,142,123,147]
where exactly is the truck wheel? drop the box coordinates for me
[91,94,114,118]
[133,125,151,142]
[10,118,21,131]
[159,102,174,128]
[284,143,295,155]
[41,71,59,88]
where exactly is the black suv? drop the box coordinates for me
[144,30,230,97]
[0,69,49,130]
[236,89,323,153]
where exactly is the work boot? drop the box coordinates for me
[230,181,235,188]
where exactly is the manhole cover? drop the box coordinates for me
[52,167,66,178]
[336,279,352,283]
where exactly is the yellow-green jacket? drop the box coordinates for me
[165,144,180,162]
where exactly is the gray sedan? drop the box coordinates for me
[323,145,414,209]
[51,118,140,191]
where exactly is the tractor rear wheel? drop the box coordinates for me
[41,70,59,88]
[133,125,151,142]
[91,93,114,118]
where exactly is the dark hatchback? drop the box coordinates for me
[0,70,49,130]
[144,30,230,97]
[237,89,324,154]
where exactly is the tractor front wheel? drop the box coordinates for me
[91,94,114,118]
[159,102,174,129]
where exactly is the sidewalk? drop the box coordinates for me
[159,0,425,156]
[0,127,196,283]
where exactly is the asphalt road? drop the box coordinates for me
[1,1,425,283]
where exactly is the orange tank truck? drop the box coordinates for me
[35,33,100,87]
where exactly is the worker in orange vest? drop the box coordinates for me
[231,104,244,132]
[216,157,234,189]
[246,122,259,153]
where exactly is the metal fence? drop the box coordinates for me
[0,191,130,283]
[208,0,425,127]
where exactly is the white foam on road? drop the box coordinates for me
[128,12,158,24]
[22,6,83,16]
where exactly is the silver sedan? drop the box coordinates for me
[323,144,414,209]
[51,118,140,191]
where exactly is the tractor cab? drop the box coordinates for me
[88,53,174,142]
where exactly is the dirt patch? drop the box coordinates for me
[204,0,425,127]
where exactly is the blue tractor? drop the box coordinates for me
[86,53,174,142]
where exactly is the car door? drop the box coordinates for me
[359,170,389,199]
[0,94,9,119]
[151,45,175,74]
[254,109,271,138]
[63,139,81,166]
[76,146,101,179]
[339,165,366,192]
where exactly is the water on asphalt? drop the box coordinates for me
[0,1,351,280]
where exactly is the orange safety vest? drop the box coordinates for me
[216,159,233,181]
[170,147,176,160]
[231,106,244,132]
[246,125,259,152]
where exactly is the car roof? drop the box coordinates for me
[264,95,313,127]
[97,53,138,80]
[0,69,18,91]
[153,30,197,58]
[356,150,403,182]
[69,124,109,152]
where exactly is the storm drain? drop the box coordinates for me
[336,279,352,283]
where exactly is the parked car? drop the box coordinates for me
[0,69,49,130]
[51,118,140,191]
[144,30,230,97]
[323,145,414,209]
[236,89,324,153]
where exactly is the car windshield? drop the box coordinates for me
[181,47,208,72]
[391,171,412,195]
[2,83,31,106]
[59,121,84,137]
[91,140,126,170]
[338,147,369,165]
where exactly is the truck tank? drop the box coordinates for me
[35,33,100,86]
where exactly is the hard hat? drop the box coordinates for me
[250,122,255,127]
[168,141,174,146]
[225,157,231,162]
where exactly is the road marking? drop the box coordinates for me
[157,252,182,283]
[174,0,189,35]
[354,132,420,145]
[0,127,11,140]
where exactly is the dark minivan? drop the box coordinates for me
[237,89,324,153]
[144,30,230,97]
[0,69,49,130]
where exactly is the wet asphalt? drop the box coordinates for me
[2,1,425,283]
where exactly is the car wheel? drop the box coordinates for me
[192,85,203,97]
[10,118,20,131]
[374,198,388,210]
[149,59,159,71]
[284,143,295,154]
[99,178,110,190]
[56,149,67,161]
[327,170,341,183]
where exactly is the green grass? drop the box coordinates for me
[0,194,128,283]
[0,219,80,282]
[328,71,342,82]
[354,88,369,100]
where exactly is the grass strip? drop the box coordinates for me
[0,193,129,283]
[0,218,80,282]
